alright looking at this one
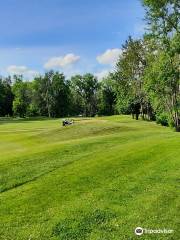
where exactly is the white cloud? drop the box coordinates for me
[44,53,80,69]
[95,69,110,80]
[6,65,39,78]
[96,48,122,65]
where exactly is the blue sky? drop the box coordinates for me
[0,0,145,79]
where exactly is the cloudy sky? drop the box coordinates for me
[0,0,145,80]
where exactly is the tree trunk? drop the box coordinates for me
[175,125,180,132]
[174,116,180,132]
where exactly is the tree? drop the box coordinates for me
[114,37,152,119]
[144,37,180,131]
[143,0,180,131]
[143,0,180,46]
[12,76,32,117]
[51,72,71,117]
[98,74,116,116]
[32,76,48,116]
[70,74,99,117]
[42,71,53,118]
[70,75,84,116]
[0,77,14,116]
[82,73,99,116]
[33,71,71,117]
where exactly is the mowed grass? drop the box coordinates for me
[0,116,179,240]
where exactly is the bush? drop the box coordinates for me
[26,104,39,117]
[156,112,169,126]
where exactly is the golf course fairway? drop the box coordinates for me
[0,116,179,239]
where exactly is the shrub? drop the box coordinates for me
[156,112,169,126]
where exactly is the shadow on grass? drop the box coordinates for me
[0,117,58,125]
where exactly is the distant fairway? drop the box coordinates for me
[0,116,179,240]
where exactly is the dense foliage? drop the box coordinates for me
[0,73,103,118]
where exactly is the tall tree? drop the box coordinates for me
[70,75,84,116]
[143,0,180,131]
[51,72,70,117]
[42,71,53,118]
[114,37,151,120]
[98,74,116,116]
[0,76,14,116]
[70,74,99,116]
[143,0,180,46]
[82,73,99,116]
[12,76,32,117]
[33,71,70,117]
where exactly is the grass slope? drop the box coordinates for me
[0,116,179,240]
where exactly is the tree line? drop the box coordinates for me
[0,72,115,118]
[0,0,179,131]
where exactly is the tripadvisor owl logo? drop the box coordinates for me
[135,227,144,236]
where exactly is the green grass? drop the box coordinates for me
[0,115,179,240]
